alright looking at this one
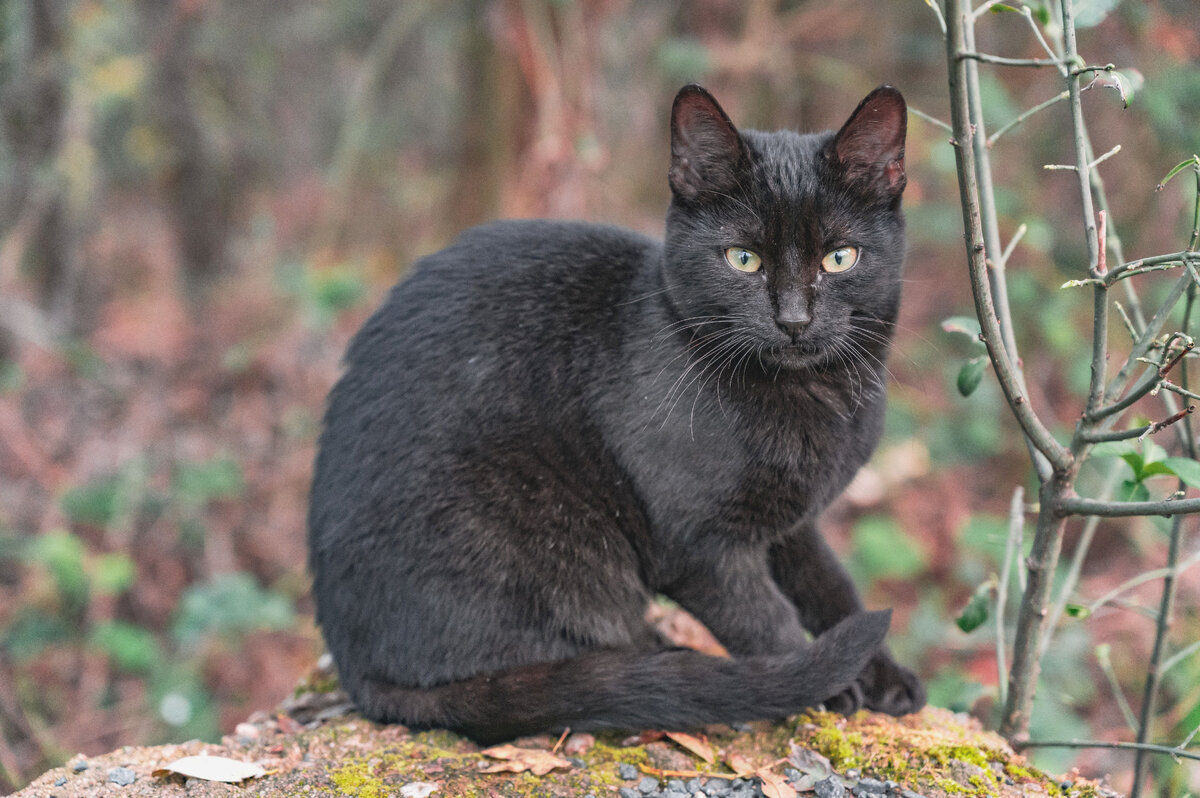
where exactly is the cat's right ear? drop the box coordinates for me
[669,84,747,201]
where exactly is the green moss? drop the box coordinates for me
[807,724,866,770]
[933,775,971,794]
[329,759,389,798]
[1004,762,1040,782]
[926,744,994,769]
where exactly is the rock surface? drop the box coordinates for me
[13,667,1119,798]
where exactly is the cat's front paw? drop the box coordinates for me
[823,652,924,717]
[859,652,925,716]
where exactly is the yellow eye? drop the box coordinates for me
[821,246,859,273]
[724,247,762,273]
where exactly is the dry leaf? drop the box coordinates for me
[664,731,715,763]
[757,768,797,798]
[153,755,266,783]
[725,753,755,777]
[479,743,572,776]
[399,782,439,798]
[621,730,666,746]
[787,742,833,780]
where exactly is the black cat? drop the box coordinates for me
[308,83,925,744]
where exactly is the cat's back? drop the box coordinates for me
[311,219,660,525]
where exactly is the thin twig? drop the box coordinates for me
[1160,638,1200,677]
[1057,494,1200,518]
[1016,739,1200,763]
[995,486,1024,708]
[987,92,1069,147]
[908,106,954,134]
[1039,463,1123,659]
[1095,644,1139,731]
[999,223,1026,268]
[958,51,1061,67]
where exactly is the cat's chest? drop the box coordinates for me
[610,372,879,535]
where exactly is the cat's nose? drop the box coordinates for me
[775,309,811,339]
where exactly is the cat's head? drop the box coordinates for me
[662,83,907,376]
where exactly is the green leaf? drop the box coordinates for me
[1065,603,1092,619]
[26,531,88,605]
[90,553,136,596]
[1139,461,1178,479]
[1072,0,1120,28]
[1111,69,1144,108]
[1157,157,1200,192]
[173,457,244,507]
[1118,480,1151,503]
[956,583,992,633]
[1143,440,1168,465]
[1032,3,1051,24]
[172,572,295,647]
[60,477,124,527]
[1163,457,1200,488]
[989,3,1023,12]
[957,357,987,397]
[2,610,69,662]
[850,516,926,583]
[1090,440,1135,459]
[90,621,161,672]
[940,316,983,339]
[656,37,712,83]
[1117,451,1146,479]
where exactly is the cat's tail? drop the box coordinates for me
[350,609,891,744]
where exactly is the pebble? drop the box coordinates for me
[71,760,88,773]
[54,777,67,787]
[854,777,887,794]
[108,767,137,786]
[686,778,703,792]
[638,775,661,794]
[235,722,260,740]
[619,788,640,798]
[814,776,848,798]
[619,762,640,780]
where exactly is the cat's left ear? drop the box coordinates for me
[831,85,907,198]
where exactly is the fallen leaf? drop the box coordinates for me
[621,730,665,746]
[399,782,439,798]
[479,744,572,776]
[276,713,303,734]
[665,731,715,763]
[758,768,798,798]
[787,742,832,780]
[153,755,266,783]
[725,753,756,777]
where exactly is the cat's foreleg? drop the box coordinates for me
[769,522,926,716]
[665,546,810,657]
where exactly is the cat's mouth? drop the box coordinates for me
[765,341,832,370]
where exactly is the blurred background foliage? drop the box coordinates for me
[0,0,1197,793]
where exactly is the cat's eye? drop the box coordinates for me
[724,247,762,273]
[821,246,859,273]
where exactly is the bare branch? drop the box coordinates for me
[1057,494,1200,518]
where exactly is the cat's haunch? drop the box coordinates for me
[308,83,926,743]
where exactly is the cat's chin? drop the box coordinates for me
[762,344,834,371]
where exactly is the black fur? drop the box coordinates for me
[308,84,925,744]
